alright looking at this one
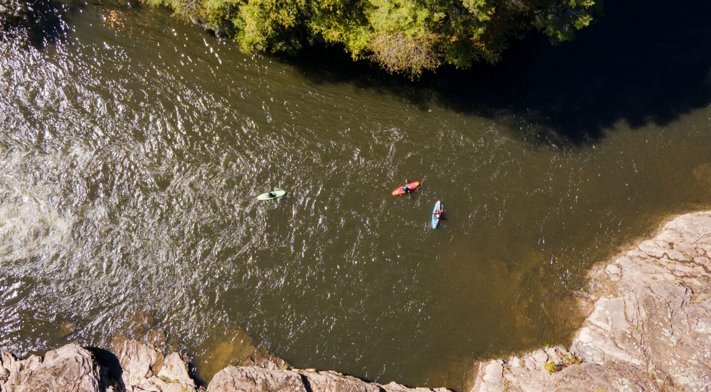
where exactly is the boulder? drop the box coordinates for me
[206,365,451,392]
[111,336,198,392]
[299,369,381,392]
[207,365,306,392]
[0,344,101,392]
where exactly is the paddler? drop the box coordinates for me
[402,179,411,194]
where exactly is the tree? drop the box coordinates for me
[146,0,600,76]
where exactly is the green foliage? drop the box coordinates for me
[199,0,240,33]
[307,0,370,57]
[367,0,434,38]
[141,0,599,75]
[234,0,306,53]
[544,360,559,374]
[533,0,599,43]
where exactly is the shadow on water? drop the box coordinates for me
[285,0,711,146]
[0,0,72,48]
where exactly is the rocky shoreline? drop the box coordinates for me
[2,211,710,391]
[0,335,450,391]
[471,211,711,391]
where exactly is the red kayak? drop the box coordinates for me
[391,181,420,196]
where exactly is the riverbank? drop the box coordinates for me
[0,335,451,391]
[471,210,711,391]
[1,211,710,391]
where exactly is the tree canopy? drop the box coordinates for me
[145,0,600,76]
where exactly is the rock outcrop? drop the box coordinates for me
[0,344,101,392]
[0,339,200,392]
[208,366,449,392]
[470,211,711,391]
[109,336,198,392]
[0,338,448,391]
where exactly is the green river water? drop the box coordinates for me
[1,0,710,389]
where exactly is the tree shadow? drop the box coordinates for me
[284,0,711,147]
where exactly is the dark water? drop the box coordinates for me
[1,0,710,389]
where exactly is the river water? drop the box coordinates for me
[1,0,710,389]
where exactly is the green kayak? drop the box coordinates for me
[256,190,287,201]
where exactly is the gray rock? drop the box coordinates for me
[0,338,448,392]
[379,381,450,392]
[206,365,452,392]
[111,336,198,392]
[0,344,101,392]
[207,366,306,392]
[299,370,381,392]
[0,337,449,392]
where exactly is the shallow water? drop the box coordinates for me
[1,1,710,389]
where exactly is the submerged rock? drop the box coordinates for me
[198,324,289,380]
[470,211,711,391]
